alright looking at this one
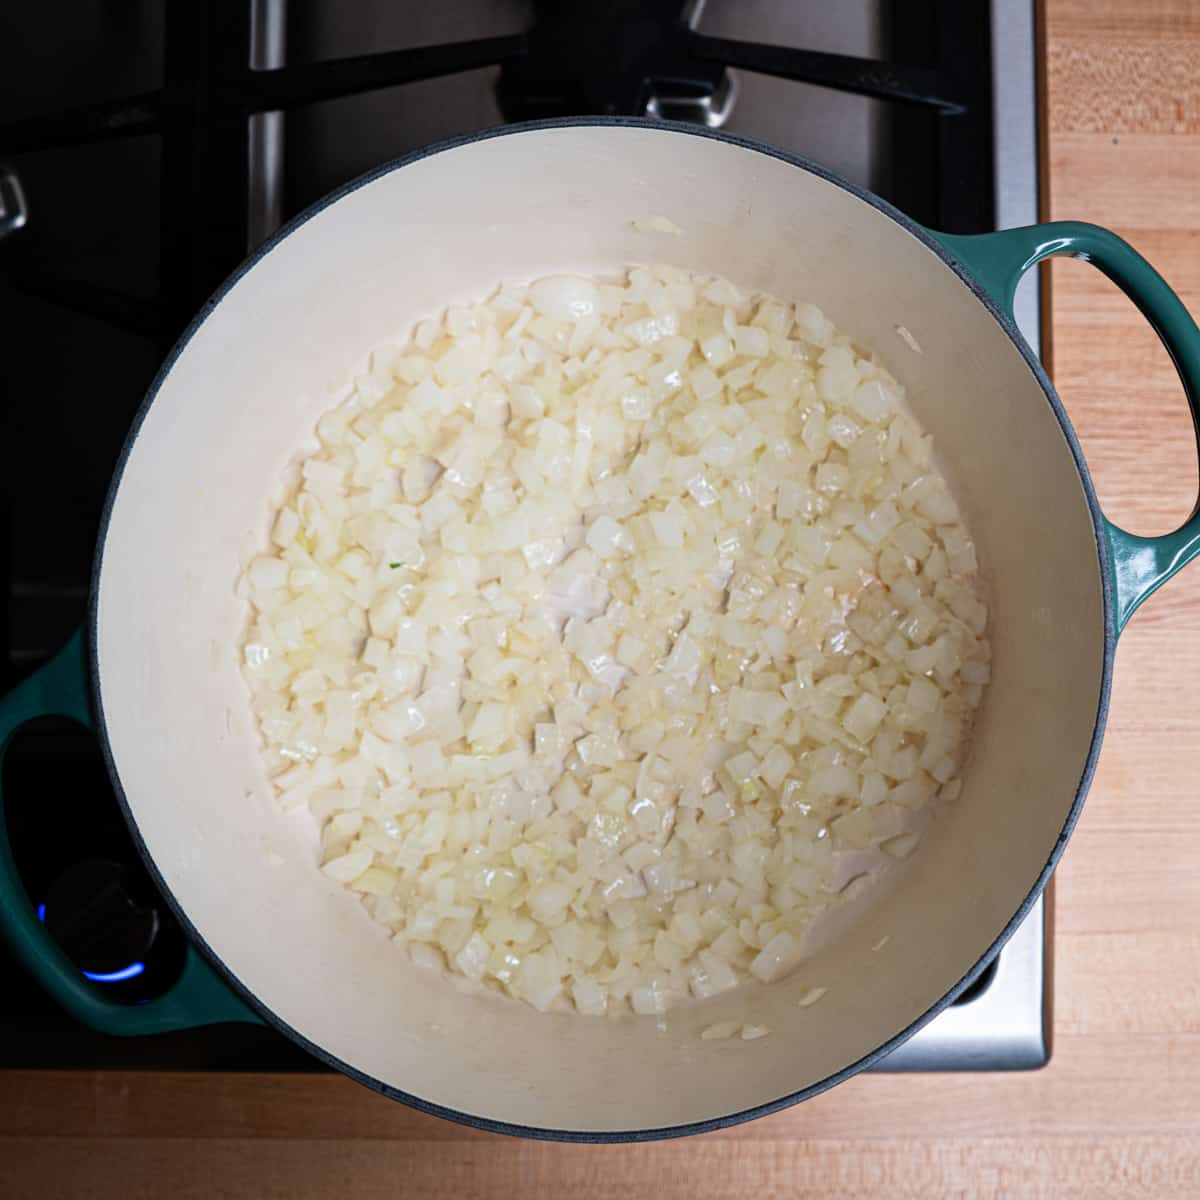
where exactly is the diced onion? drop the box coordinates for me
[244,266,990,1019]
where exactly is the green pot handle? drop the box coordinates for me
[0,628,260,1033]
[932,222,1200,633]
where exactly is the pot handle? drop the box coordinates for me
[934,222,1200,632]
[0,629,261,1033]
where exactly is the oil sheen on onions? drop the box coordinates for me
[241,266,990,1018]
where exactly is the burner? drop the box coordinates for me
[39,858,187,1003]
[496,0,731,122]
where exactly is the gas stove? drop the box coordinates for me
[0,0,1048,1073]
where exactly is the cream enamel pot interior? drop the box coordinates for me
[2,120,1200,1141]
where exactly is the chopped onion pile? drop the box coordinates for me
[242,266,990,1018]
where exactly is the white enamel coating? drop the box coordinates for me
[94,124,1103,1133]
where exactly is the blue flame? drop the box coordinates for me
[81,961,146,983]
[36,902,146,983]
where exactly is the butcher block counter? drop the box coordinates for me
[3,1,1200,1196]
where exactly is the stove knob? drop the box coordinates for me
[41,858,164,977]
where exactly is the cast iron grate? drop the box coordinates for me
[0,1,993,352]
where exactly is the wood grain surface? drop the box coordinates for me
[4,2,1200,1196]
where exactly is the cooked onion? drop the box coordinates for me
[242,266,990,1017]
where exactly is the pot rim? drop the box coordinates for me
[87,115,1115,1143]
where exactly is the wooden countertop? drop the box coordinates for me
[5,2,1200,1196]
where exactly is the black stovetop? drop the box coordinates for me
[0,0,998,1070]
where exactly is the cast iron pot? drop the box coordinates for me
[3,120,1200,1141]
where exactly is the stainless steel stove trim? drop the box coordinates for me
[872,0,1049,1072]
[873,894,1050,1072]
[992,0,1042,354]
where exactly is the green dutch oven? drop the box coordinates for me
[1,121,1198,1140]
